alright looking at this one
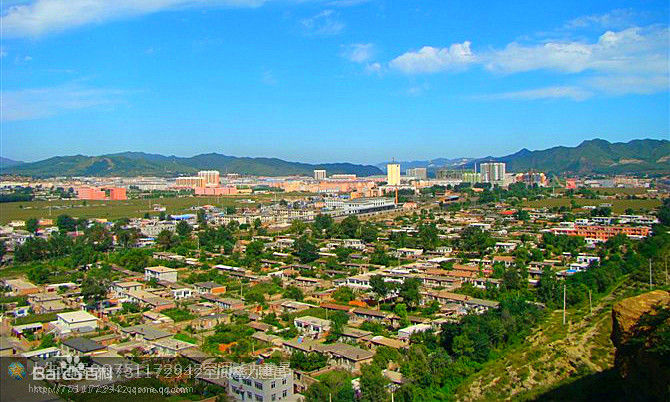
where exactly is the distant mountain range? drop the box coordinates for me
[379,138,670,176]
[2,138,668,178]
[0,157,24,168]
[0,152,383,178]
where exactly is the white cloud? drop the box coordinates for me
[481,86,592,101]
[301,9,344,36]
[387,22,668,98]
[1,84,125,121]
[484,26,669,76]
[261,70,277,85]
[389,42,475,74]
[406,83,430,96]
[563,9,638,30]
[341,43,374,63]
[587,74,669,95]
[365,62,382,75]
[1,0,266,37]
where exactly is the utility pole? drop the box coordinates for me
[563,282,566,326]
[588,290,592,314]
[649,258,653,289]
[665,256,668,286]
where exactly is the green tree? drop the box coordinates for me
[340,215,360,239]
[399,278,421,308]
[359,364,388,402]
[369,275,389,300]
[283,285,304,301]
[157,229,179,250]
[370,244,392,266]
[290,219,307,235]
[459,226,494,256]
[81,276,109,304]
[56,214,77,232]
[26,218,39,234]
[85,224,113,251]
[294,236,319,263]
[537,267,561,307]
[332,286,355,303]
[176,220,192,237]
[360,223,379,243]
[245,240,265,261]
[313,214,334,235]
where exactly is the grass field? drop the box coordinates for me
[0,194,284,223]
[522,197,661,214]
[553,187,651,195]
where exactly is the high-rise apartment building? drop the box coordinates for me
[462,171,481,184]
[480,162,506,184]
[314,169,326,180]
[387,163,401,186]
[198,170,220,186]
[406,167,427,180]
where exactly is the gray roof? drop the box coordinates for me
[62,337,106,353]
[121,324,172,341]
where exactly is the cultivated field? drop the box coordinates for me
[522,197,661,214]
[0,195,283,223]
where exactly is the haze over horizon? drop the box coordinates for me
[1,0,668,163]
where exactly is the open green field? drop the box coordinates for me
[522,197,661,214]
[553,187,652,196]
[0,195,280,223]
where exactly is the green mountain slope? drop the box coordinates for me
[498,138,670,175]
[1,152,383,178]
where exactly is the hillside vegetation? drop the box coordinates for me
[0,152,383,177]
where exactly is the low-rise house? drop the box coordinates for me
[292,276,322,289]
[294,316,331,338]
[338,327,372,343]
[393,248,424,258]
[492,256,515,267]
[3,279,39,296]
[52,310,99,336]
[151,338,196,357]
[22,347,61,360]
[188,302,218,316]
[142,311,174,324]
[318,343,374,372]
[124,289,176,311]
[193,281,226,295]
[61,337,107,356]
[205,297,245,310]
[365,335,407,350]
[192,313,230,330]
[111,281,143,296]
[144,266,178,283]
[121,324,173,342]
[398,323,432,340]
[280,300,315,314]
[352,308,388,323]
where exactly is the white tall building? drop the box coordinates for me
[387,163,401,186]
[314,169,326,180]
[480,162,506,184]
[198,170,220,186]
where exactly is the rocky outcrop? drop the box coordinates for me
[611,290,670,401]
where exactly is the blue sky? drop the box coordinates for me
[1,0,668,163]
